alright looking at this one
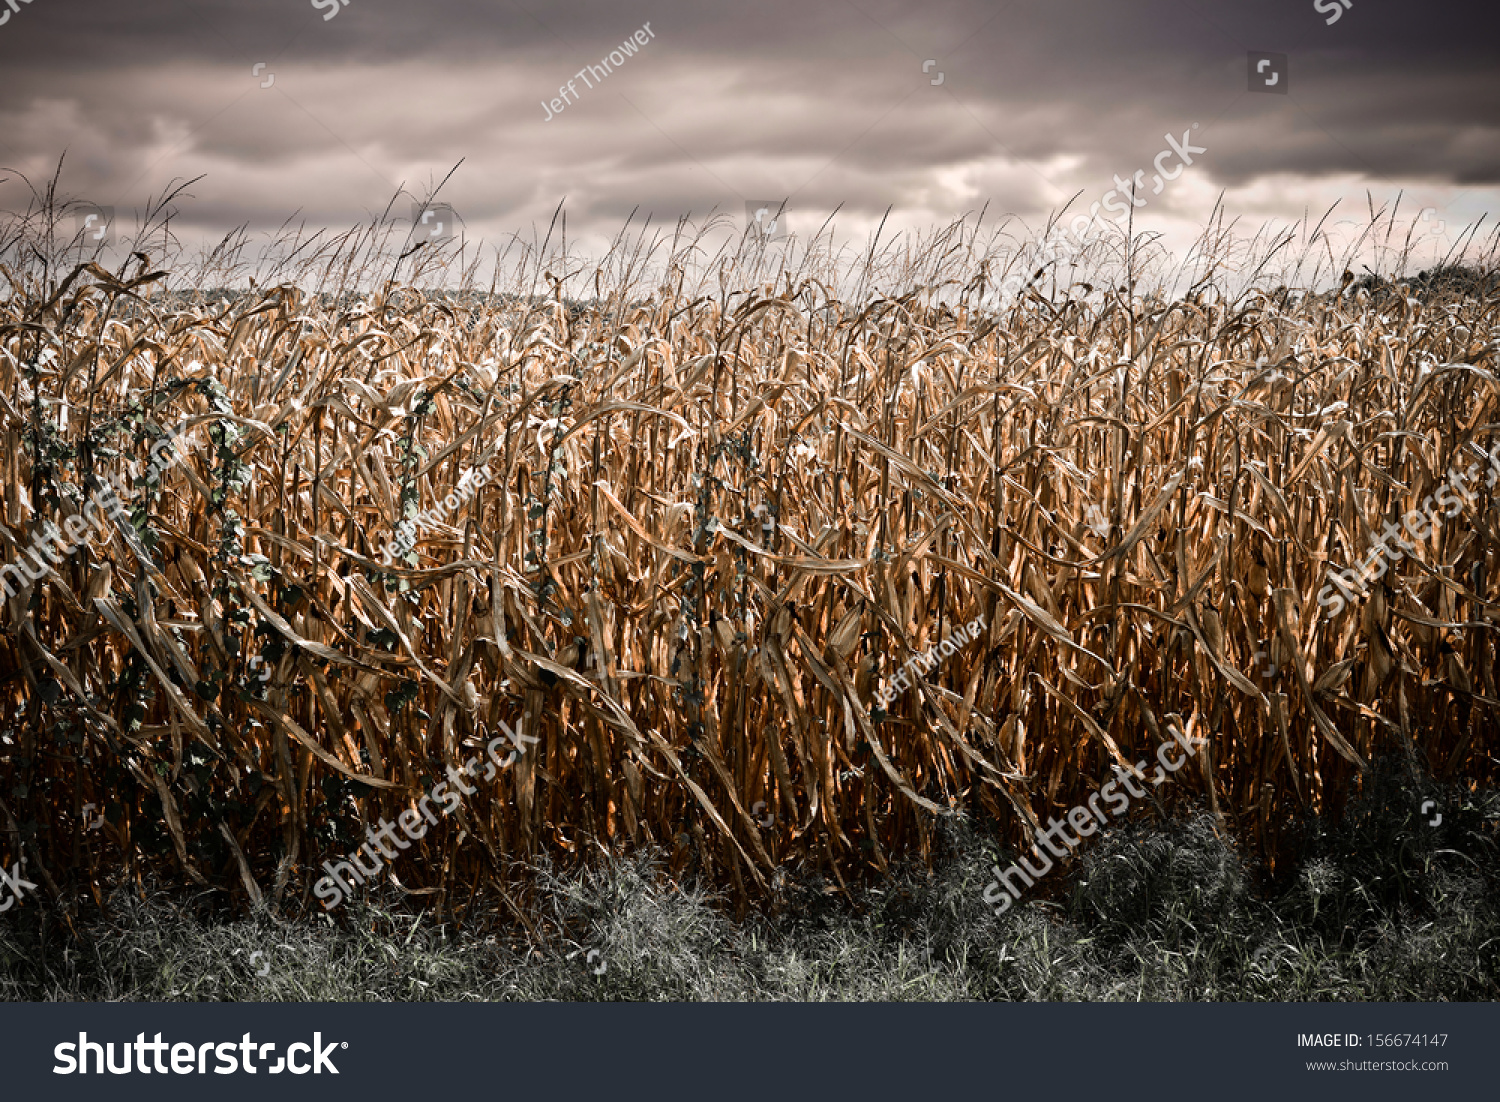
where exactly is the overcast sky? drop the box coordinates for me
[1,0,1496,275]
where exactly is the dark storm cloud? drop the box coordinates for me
[0,0,1495,252]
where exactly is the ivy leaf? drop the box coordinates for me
[384,681,420,716]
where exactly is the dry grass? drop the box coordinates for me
[1,176,1497,918]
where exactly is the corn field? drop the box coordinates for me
[2,191,1498,917]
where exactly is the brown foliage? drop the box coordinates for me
[2,219,1498,915]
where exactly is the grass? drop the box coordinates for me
[2,763,1495,1001]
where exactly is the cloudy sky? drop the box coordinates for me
[1,0,1496,275]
